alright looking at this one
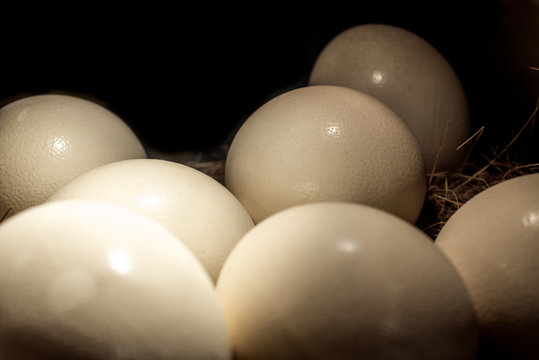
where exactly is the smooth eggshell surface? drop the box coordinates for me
[436,174,539,359]
[225,85,426,224]
[0,200,230,360]
[48,158,254,281]
[217,202,478,360]
[0,94,146,218]
[309,24,472,172]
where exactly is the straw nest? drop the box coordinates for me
[185,97,539,240]
[1,100,537,239]
[418,97,538,238]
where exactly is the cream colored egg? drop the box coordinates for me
[436,173,539,359]
[309,24,472,172]
[0,200,230,359]
[0,94,147,218]
[48,158,254,282]
[217,202,478,360]
[225,85,426,224]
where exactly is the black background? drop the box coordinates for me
[1,1,538,158]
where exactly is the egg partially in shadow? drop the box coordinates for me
[309,24,472,172]
[436,173,539,359]
[225,85,426,224]
[217,202,478,360]
[0,94,146,218]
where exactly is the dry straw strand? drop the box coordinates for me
[0,205,13,224]
[182,97,539,240]
[184,144,228,185]
[419,96,539,239]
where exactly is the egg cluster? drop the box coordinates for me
[0,24,537,360]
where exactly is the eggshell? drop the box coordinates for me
[0,94,147,218]
[48,158,254,281]
[225,85,426,224]
[217,202,478,360]
[309,24,472,172]
[435,173,539,359]
[0,200,230,359]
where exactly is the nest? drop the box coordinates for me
[186,98,539,241]
[419,98,539,238]
[418,156,539,239]
[2,101,537,238]
[183,145,229,186]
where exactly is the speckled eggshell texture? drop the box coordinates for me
[436,174,539,359]
[0,200,231,360]
[225,85,427,224]
[0,94,147,218]
[48,158,254,282]
[217,202,478,360]
[309,24,472,172]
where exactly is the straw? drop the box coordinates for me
[417,97,539,239]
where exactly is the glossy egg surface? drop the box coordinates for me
[0,94,146,218]
[0,200,230,359]
[225,85,426,224]
[436,173,539,359]
[217,202,477,360]
[48,158,254,281]
[309,24,472,172]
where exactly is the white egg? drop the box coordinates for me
[217,202,478,360]
[436,173,539,359]
[309,24,472,172]
[0,94,147,218]
[225,85,426,224]
[0,200,230,359]
[48,158,254,281]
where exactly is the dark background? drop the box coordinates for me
[1,1,538,159]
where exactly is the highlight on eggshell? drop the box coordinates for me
[225,85,427,224]
[47,158,255,282]
[309,23,472,172]
[217,202,478,360]
[0,94,147,218]
[0,200,231,359]
[435,173,539,359]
